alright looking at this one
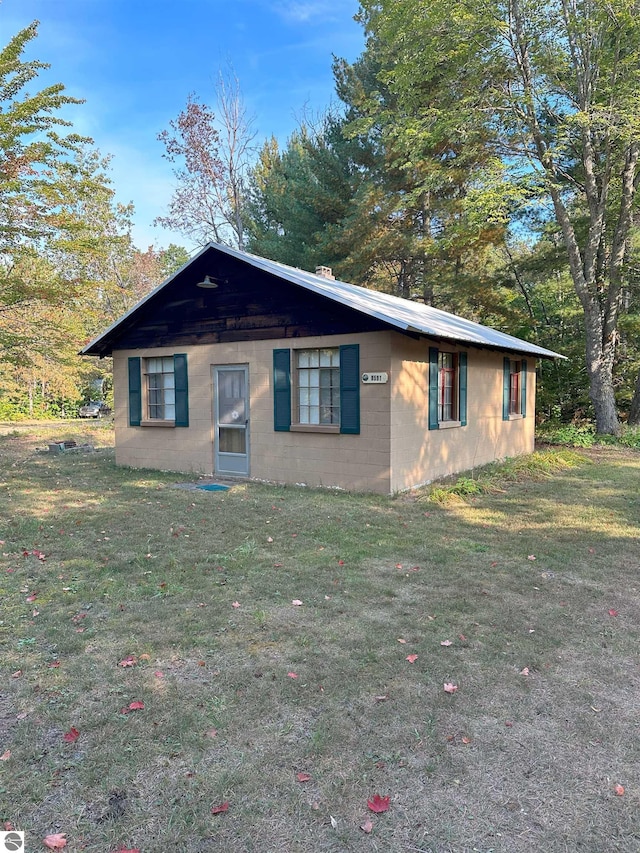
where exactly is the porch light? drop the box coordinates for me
[196,275,219,289]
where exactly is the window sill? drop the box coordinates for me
[140,419,176,428]
[508,413,524,421]
[290,424,340,434]
[438,420,462,429]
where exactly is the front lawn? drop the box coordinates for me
[1,427,639,852]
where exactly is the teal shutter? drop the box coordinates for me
[128,357,141,426]
[520,359,527,417]
[458,352,468,426]
[503,357,511,420]
[340,344,360,434]
[273,349,291,431]
[428,347,439,430]
[174,353,189,427]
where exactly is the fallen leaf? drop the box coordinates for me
[458,634,467,641]
[296,772,311,782]
[206,728,218,738]
[0,749,10,760]
[440,640,452,647]
[154,671,164,678]
[43,834,67,849]
[113,848,140,853]
[139,653,151,661]
[360,818,374,834]
[287,672,298,679]
[26,592,37,602]
[527,555,536,561]
[120,701,145,714]
[330,815,338,829]
[374,694,389,703]
[608,608,619,617]
[520,667,530,676]
[266,536,273,543]
[63,727,80,743]
[11,670,22,678]
[397,638,407,644]
[118,655,137,667]
[4,821,14,830]
[405,654,418,664]
[461,736,472,744]
[443,682,458,694]
[614,784,625,796]
[211,801,229,814]
[291,599,303,606]
[231,601,241,609]
[367,794,390,813]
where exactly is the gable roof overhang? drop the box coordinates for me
[81,242,566,360]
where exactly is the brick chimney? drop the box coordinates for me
[315,265,335,280]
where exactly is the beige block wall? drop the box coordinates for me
[389,337,536,492]
[112,331,536,494]
[112,331,395,493]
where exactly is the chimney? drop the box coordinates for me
[315,265,335,280]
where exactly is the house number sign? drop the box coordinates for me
[361,372,389,384]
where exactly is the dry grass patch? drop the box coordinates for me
[1,431,639,851]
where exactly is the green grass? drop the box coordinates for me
[1,425,640,851]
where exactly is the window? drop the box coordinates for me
[128,354,189,427]
[503,357,527,420]
[509,360,521,415]
[273,345,359,434]
[438,352,458,422]
[297,348,340,425]
[429,347,467,430]
[145,356,175,420]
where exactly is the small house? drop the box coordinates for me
[82,243,563,493]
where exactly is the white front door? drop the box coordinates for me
[213,365,249,476]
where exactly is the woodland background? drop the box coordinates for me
[3,2,640,434]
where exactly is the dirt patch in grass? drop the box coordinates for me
[1,430,639,851]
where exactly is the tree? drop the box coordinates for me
[156,69,256,249]
[358,0,640,433]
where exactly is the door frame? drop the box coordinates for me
[212,364,250,477]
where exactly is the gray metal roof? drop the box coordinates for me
[82,241,565,359]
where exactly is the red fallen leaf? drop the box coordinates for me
[338,559,345,565]
[154,671,164,678]
[505,720,514,727]
[458,634,467,641]
[4,821,14,830]
[360,818,374,834]
[520,667,530,676]
[443,682,458,693]
[614,784,625,796]
[231,601,241,609]
[461,736,472,744]
[405,654,418,663]
[608,608,619,617]
[113,848,140,853]
[296,772,312,782]
[211,801,229,814]
[0,749,11,760]
[119,655,137,667]
[120,701,145,714]
[26,592,37,602]
[63,727,80,743]
[43,834,67,849]
[367,794,390,813]
[11,670,22,678]
[287,672,298,679]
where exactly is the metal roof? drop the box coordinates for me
[82,241,565,359]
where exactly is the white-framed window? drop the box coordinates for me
[145,356,175,420]
[296,347,340,425]
[438,352,458,422]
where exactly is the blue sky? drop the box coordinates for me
[3,0,364,251]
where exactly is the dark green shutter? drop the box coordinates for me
[520,359,527,417]
[273,349,291,431]
[503,357,511,420]
[428,347,439,430]
[340,344,360,434]
[174,353,189,427]
[128,357,141,426]
[458,352,468,426]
